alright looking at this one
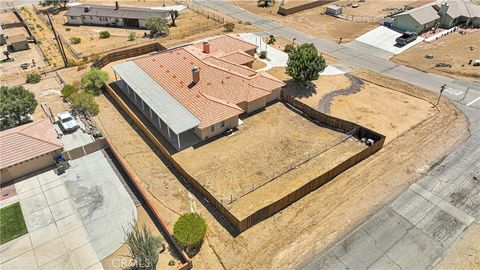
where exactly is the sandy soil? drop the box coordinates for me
[233,0,377,42]
[94,69,467,268]
[20,76,68,120]
[268,67,437,143]
[173,102,366,218]
[435,223,480,270]
[392,31,480,82]
[101,205,180,270]
[338,0,414,17]
[251,59,266,70]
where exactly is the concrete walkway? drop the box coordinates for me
[0,151,137,270]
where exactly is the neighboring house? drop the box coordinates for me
[393,0,480,33]
[0,11,23,29]
[7,34,29,51]
[0,119,64,184]
[112,34,285,149]
[64,2,170,28]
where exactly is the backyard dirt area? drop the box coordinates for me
[392,31,480,82]
[94,58,467,270]
[234,0,379,42]
[435,223,480,270]
[336,0,414,17]
[267,68,437,143]
[173,102,366,219]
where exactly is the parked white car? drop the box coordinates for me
[58,111,79,133]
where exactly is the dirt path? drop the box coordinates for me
[94,72,467,269]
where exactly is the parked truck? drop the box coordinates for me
[395,31,417,46]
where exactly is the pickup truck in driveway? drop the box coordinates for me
[58,111,79,133]
[396,31,418,46]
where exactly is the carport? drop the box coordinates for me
[112,61,201,150]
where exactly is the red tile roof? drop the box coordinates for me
[193,34,258,54]
[219,51,255,65]
[133,36,285,128]
[0,119,63,169]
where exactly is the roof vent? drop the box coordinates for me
[203,41,210,54]
[192,66,200,84]
[84,5,91,12]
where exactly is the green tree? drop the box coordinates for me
[125,223,164,270]
[70,92,99,115]
[80,68,109,95]
[128,32,137,41]
[267,34,276,45]
[69,37,81,44]
[3,50,10,60]
[145,17,169,36]
[223,22,235,32]
[173,213,207,256]
[286,43,326,86]
[0,86,38,130]
[61,84,78,99]
[169,10,179,27]
[99,31,110,39]
[26,72,41,84]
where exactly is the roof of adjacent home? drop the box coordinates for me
[394,5,440,24]
[0,12,21,26]
[192,34,258,55]
[65,4,169,20]
[113,34,284,131]
[7,34,27,44]
[433,0,480,19]
[0,119,63,169]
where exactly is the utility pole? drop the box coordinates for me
[435,84,446,108]
[46,11,68,67]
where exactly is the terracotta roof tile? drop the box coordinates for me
[0,119,63,169]
[193,34,258,54]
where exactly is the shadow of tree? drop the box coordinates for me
[283,79,317,99]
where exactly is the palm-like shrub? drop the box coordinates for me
[125,223,163,270]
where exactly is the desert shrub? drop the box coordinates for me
[128,32,136,41]
[173,213,207,256]
[70,92,99,115]
[284,43,295,53]
[145,17,169,36]
[125,223,164,270]
[267,34,276,44]
[69,36,81,44]
[259,50,267,59]
[26,72,41,84]
[65,27,71,31]
[61,84,78,98]
[223,22,235,32]
[99,31,110,39]
[81,68,109,95]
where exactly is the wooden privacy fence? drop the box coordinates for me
[91,42,167,69]
[105,84,385,233]
[278,0,335,16]
[62,138,109,160]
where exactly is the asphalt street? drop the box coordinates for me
[192,1,480,269]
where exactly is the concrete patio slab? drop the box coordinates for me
[44,184,70,205]
[0,250,38,270]
[24,206,54,232]
[354,26,424,55]
[56,214,83,235]
[50,198,76,221]
[61,226,91,252]
[68,242,99,270]
[14,175,40,194]
[29,222,60,248]
[39,255,74,270]
[0,234,32,263]
[20,192,48,214]
[34,237,67,267]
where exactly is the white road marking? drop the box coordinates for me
[445,88,463,96]
[466,96,480,107]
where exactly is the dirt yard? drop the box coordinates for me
[234,0,378,42]
[268,67,437,143]
[392,31,480,82]
[435,223,480,270]
[173,102,366,219]
[336,0,414,17]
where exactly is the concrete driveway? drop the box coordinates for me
[352,26,424,56]
[0,151,137,270]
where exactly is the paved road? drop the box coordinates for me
[192,1,480,269]
[0,0,39,10]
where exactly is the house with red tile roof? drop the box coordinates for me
[112,34,285,150]
[0,119,63,183]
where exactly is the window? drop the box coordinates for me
[211,121,225,132]
[115,18,119,22]
[70,16,76,20]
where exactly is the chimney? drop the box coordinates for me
[203,41,210,54]
[192,67,200,84]
[115,1,119,10]
[439,1,449,26]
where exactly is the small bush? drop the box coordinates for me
[81,68,109,95]
[69,37,81,44]
[223,22,235,32]
[284,43,295,53]
[65,27,71,31]
[267,34,276,45]
[125,223,164,270]
[70,92,99,115]
[173,213,207,256]
[128,32,136,41]
[259,50,267,59]
[26,72,41,84]
[61,84,78,98]
[99,31,110,39]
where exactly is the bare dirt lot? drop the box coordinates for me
[392,31,480,82]
[234,0,380,42]
[173,102,366,219]
[95,60,467,269]
[267,68,437,143]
